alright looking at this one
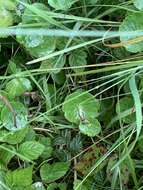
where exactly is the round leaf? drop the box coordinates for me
[119,13,143,53]
[1,101,28,131]
[40,162,70,183]
[0,8,13,27]
[40,56,66,74]
[69,50,87,73]
[5,78,32,98]
[62,90,100,124]
[116,96,135,124]
[79,118,101,137]
[133,0,143,10]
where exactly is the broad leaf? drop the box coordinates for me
[38,136,53,159]
[40,56,66,74]
[18,141,45,160]
[0,8,13,27]
[0,127,28,144]
[17,34,56,58]
[69,50,87,73]
[5,166,33,187]
[5,78,32,98]
[79,118,101,137]
[119,13,143,53]
[1,101,28,131]
[133,0,143,10]
[116,96,135,124]
[0,144,15,167]
[40,162,70,183]
[62,90,100,124]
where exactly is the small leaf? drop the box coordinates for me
[0,144,15,167]
[116,96,135,124]
[0,127,28,144]
[17,34,56,58]
[18,141,45,160]
[119,13,143,53]
[69,50,87,73]
[38,136,53,159]
[79,118,101,137]
[48,0,76,10]
[1,101,28,131]
[5,166,33,187]
[40,56,66,74]
[5,78,32,98]
[133,0,143,10]
[62,90,100,124]
[0,8,13,27]
[40,162,70,183]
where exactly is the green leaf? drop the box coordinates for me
[40,162,70,183]
[17,33,56,58]
[62,90,100,124]
[1,101,28,131]
[0,144,15,167]
[38,136,53,159]
[0,8,13,27]
[0,0,16,10]
[22,3,51,25]
[116,96,135,124]
[133,0,143,10]
[0,127,28,144]
[69,50,87,73]
[40,56,66,74]
[79,118,101,137]
[18,141,45,161]
[5,166,33,187]
[5,78,32,98]
[48,0,76,10]
[119,13,143,53]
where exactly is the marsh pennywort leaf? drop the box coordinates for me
[22,3,51,25]
[18,141,45,161]
[5,78,32,98]
[79,118,101,137]
[62,90,100,124]
[17,33,56,58]
[119,13,143,53]
[48,0,76,10]
[40,162,70,183]
[1,101,28,131]
[40,56,66,74]
[5,166,33,187]
[133,0,143,10]
[69,50,87,73]
[116,96,135,124]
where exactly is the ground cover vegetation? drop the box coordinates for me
[0,0,143,189]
